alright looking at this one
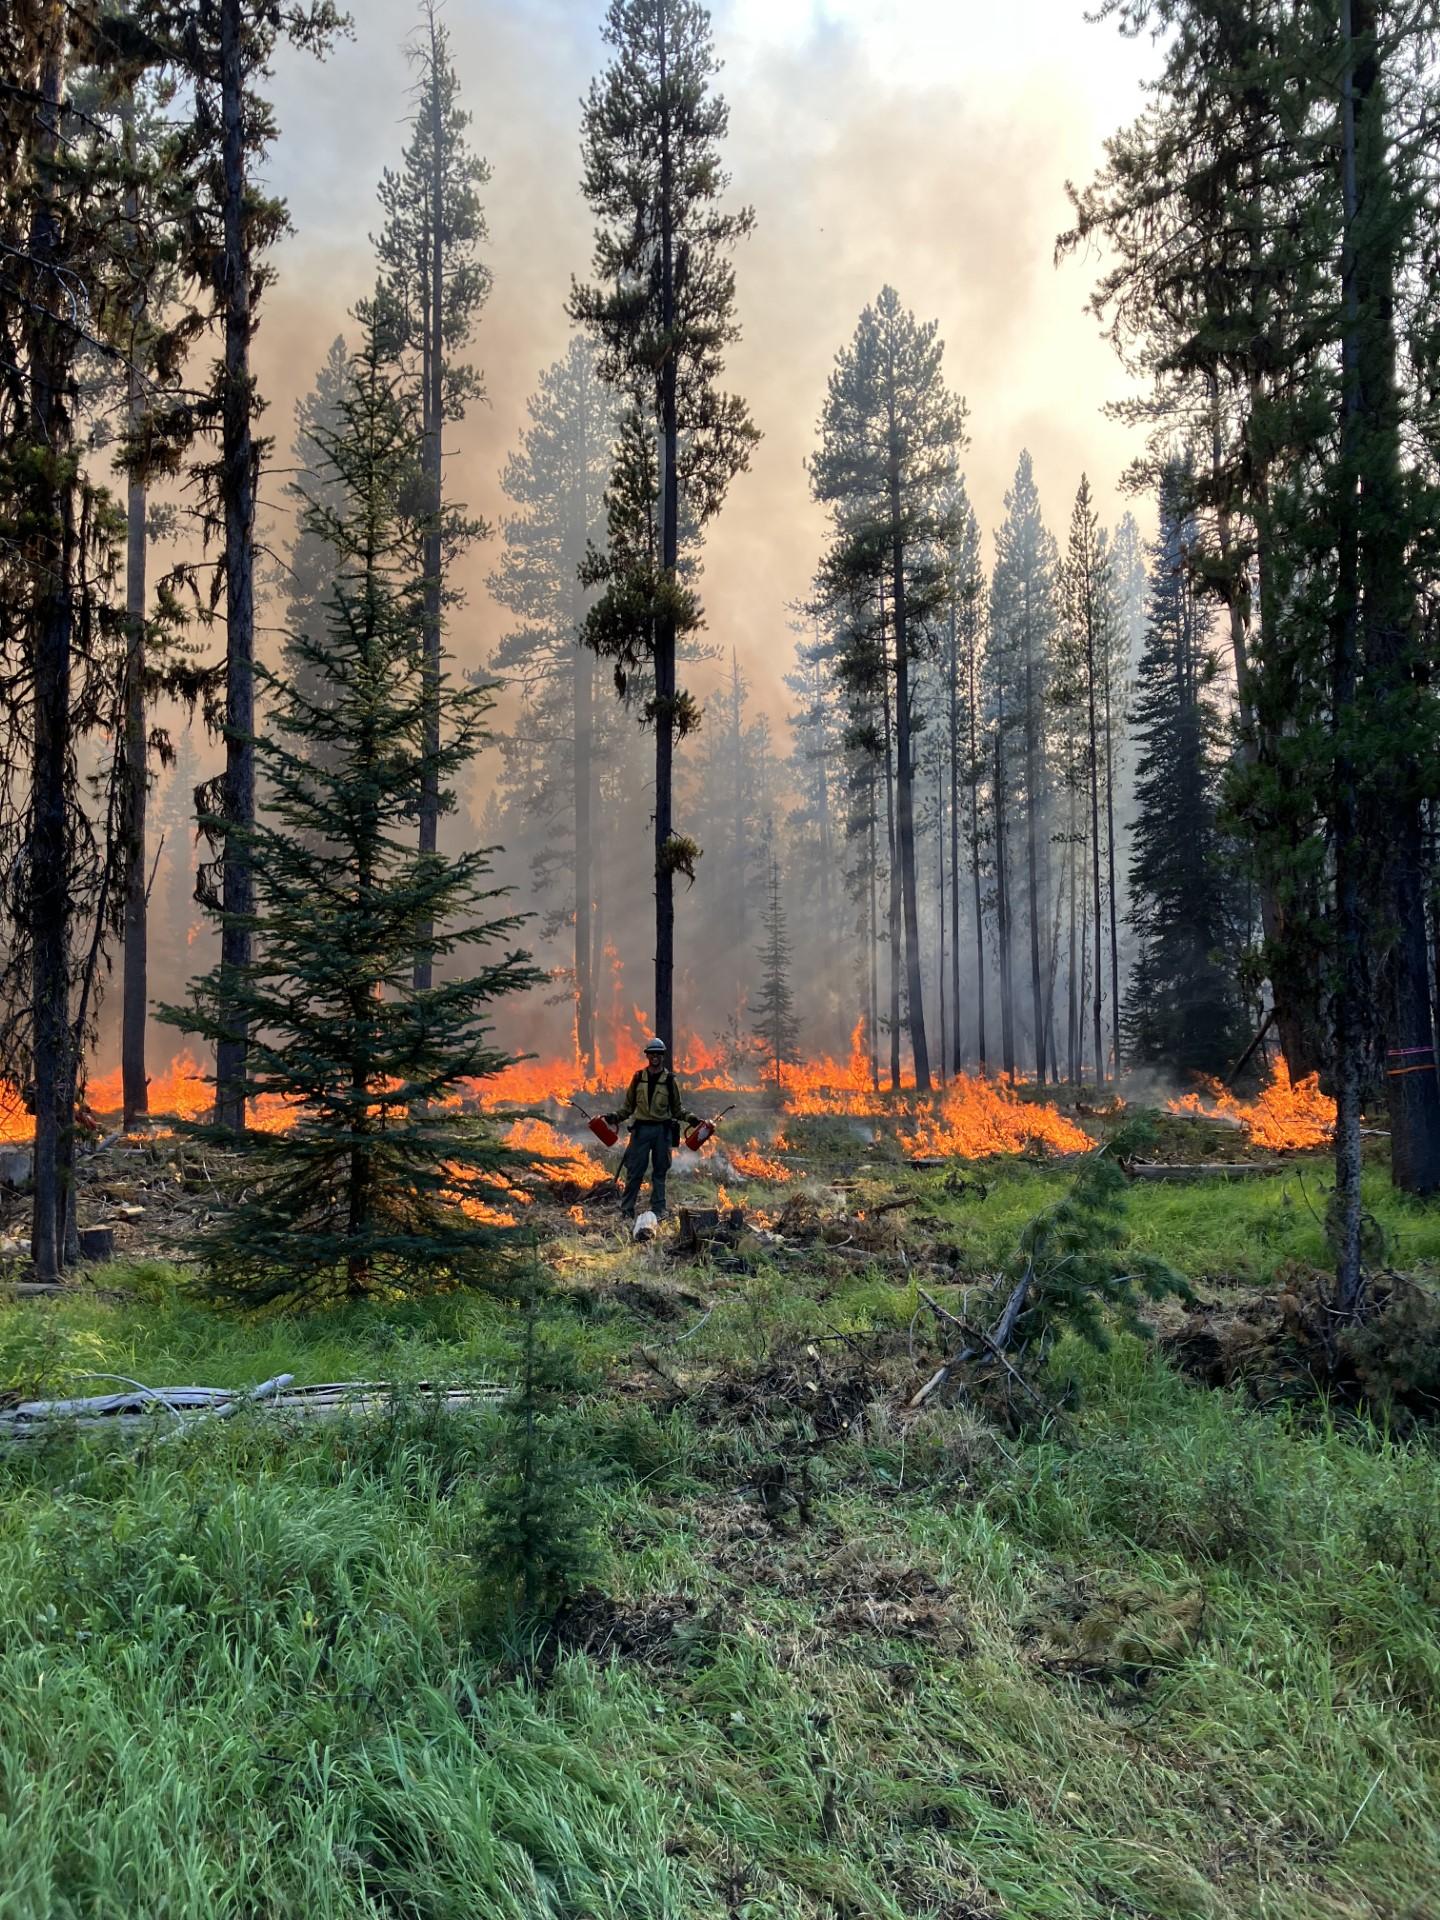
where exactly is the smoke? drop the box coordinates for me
[126,0,1163,1076]
[256,0,1154,723]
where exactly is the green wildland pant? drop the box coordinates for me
[621,1120,672,1216]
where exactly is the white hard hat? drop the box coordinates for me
[645,1036,668,1053]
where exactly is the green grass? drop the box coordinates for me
[1,1167,1438,1918]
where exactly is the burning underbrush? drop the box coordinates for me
[1167,1060,1336,1152]
[898,1075,1091,1159]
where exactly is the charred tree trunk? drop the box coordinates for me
[214,0,257,1130]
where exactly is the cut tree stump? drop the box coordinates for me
[675,1206,747,1253]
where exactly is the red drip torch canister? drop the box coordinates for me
[684,1106,733,1152]
[569,1099,620,1148]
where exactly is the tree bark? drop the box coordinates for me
[1331,0,1368,1316]
[413,8,446,994]
[968,639,987,1073]
[1102,638,1122,1079]
[880,628,902,1090]
[947,599,962,1074]
[936,746,947,1084]
[1348,0,1440,1195]
[26,11,73,1279]
[214,0,257,1130]
[1024,605,1045,1084]
[887,456,932,1091]
[121,97,149,1130]
[993,712,1015,1081]
[573,368,596,1075]
[1084,564,1105,1083]
[653,3,678,1048]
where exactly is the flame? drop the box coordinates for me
[897,1074,1092,1159]
[1168,1059,1335,1150]
[728,1138,793,1183]
[500,1115,602,1185]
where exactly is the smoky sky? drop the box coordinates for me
[256,0,1156,739]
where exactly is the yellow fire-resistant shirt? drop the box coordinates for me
[620,1067,695,1125]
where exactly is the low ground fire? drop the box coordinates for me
[1167,1060,1337,1152]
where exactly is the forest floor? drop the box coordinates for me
[1,1106,1438,1919]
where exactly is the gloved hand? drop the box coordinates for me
[604,1113,621,1128]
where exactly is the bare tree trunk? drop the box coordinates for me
[936,748,947,1084]
[413,9,446,994]
[120,95,149,1130]
[994,719,1015,1081]
[653,8,678,1047]
[1066,794,1078,1084]
[574,642,596,1073]
[814,652,835,956]
[881,645,902,1090]
[947,602,963,1074]
[27,12,73,1278]
[889,483,932,1090]
[1085,586,1105,1083]
[1331,0,1367,1315]
[1024,636,1045,1083]
[730,652,747,1022]
[1348,0,1440,1197]
[969,649,987,1073]
[1102,656,1122,1079]
[867,787,880,1090]
[214,0,257,1130]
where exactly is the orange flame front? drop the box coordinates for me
[898,1075,1091,1159]
[1167,1059,1335,1151]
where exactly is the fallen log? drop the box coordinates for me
[1123,1159,1288,1181]
[0,1376,506,1443]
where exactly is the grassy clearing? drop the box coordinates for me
[1,1162,1438,1918]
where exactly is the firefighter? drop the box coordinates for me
[607,1037,699,1221]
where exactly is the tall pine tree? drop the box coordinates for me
[571,0,759,1047]
[374,1,491,991]
[810,287,967,1091]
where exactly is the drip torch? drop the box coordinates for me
[567,1098,620,1149]
[685,1106,734,1152]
